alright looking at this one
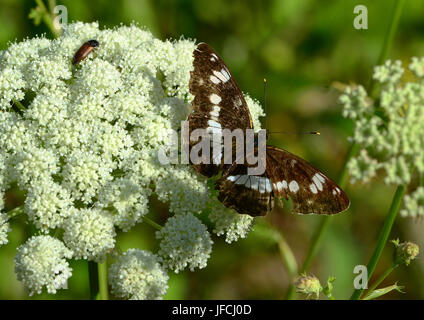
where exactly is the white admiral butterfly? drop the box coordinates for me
[187,43,350,217]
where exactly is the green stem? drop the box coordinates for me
[142,216,163,230]
[350,185,405,300]
[363,263,398,299]
[13,99,26,112]
[88,260,109,300]
[35,0,61,38]
[7,205,25,219]
[88,261,99,300]
[98,261,109,300]
[277,232,298,281]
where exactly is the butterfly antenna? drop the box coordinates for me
[268,131,321,135]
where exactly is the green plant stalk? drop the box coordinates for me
[142,216,163,230]
[35,0,60,38]
[363,263,398,299]
[88,261,99,300]
[97,261,109,300]
[277,233,298,281]
[7,205,25,219]
[350,184,405,299]
[13,99,26,112]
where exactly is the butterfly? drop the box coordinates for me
[187,43,350,217]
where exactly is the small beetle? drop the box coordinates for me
[72,40,99,65]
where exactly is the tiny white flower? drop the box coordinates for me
[401,187,424,218]
[109,249,168,300]
[14,235,73,295]
[63,208,116,262]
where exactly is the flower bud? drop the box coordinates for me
[294,274,322,299]
[392,239,419,266]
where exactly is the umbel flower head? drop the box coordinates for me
[0,21,263,236]
[62,208,116,262]
[156,213,213,273]
[0,22,265,295]
[108,249,168,300]
[14,235,73,295]
[340,59,424,217]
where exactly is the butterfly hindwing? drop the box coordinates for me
[215,163,274,216]
[266,146,350,215]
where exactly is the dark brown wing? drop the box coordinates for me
[215,163,274,217]
[187,43,254,177]
[265,146,350,215]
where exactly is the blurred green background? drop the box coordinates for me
[1,0,424,300]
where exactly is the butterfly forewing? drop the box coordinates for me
[266,146,350,215]
[189,43,253,130]
[188,43,254,177]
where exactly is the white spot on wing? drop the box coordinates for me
[259,178,266,193]
[208,120,221,128]
[250,176,259,191]
[289,180,299,193]
[235,175,249,185]
[213,70,228,83]
[317,173,326,183]
[227,175,239,182]
[210,75,220,84]
[276,181,283,192]
[310,183,318,194]
[312,174,324,191]
[265,179,272,193]
[209,93,222,104]
[220,68,230,81]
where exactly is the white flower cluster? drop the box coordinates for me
[108,249,168,300]
[340,59,424,217]
[208,198,254,243]
[0,22,265,297]
[14,235,73,295]
[62,208,116,262]
[156,213,212,272]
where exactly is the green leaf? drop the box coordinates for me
[363,283,404,300]
[28,7,45,26]
[323,277,336,300]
